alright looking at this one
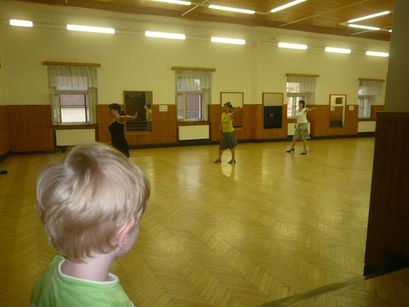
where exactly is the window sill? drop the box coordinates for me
[53,124,96,129]
[358,118,373,122]
[177,120,209,126]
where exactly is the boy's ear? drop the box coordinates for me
[118,219,135,250]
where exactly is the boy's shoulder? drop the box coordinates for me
[31,256,134,307]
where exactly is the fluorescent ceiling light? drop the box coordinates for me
[366,51,389,57]
[388,29,392,32]
[154,0,191,5]
[271,0,306,13]
[278,42,308,50]
[347,11,390,23]
[208,4,255,15]
[325,47,351,54]
[211,36,246,45]
[145,31,186,40]
[9,19,33,27]
[348,24,380,31]
[67,24,115,34]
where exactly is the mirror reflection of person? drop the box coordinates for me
[214,102,237,164]
[108,103,137,158]
[144,104,152,131]
[286,100,315,155]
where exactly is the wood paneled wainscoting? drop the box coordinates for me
[364,112,409,275]
[97,104,177,146]
[371,105,385,120]
[6,105,54,152]
[309,105,358,137]
[0,106,9,156]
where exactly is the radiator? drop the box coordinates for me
[358,121,376,133]
[178,125,210,141]
[56,129,96,146]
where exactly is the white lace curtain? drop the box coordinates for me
[287,76,317,93]
[176,70,212,92]
[359,80,383,97]
[48,65,98,124]
[176,70,212,120]
[48,65,98,89]
[287,76,317,105]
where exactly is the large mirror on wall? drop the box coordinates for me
[220,92,243,128]
[124,91,153,132]
[329,94,347,128]
[262,92,283,129]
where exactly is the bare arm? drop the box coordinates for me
[118,112,138,121]
[305,107,316,113]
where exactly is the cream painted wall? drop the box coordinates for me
[0,1,389,107]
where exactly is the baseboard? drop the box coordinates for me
[0,151,11,162]
[309,134,374,140]
[8,150,55,156]
[357,132,376,137]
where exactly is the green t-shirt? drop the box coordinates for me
[31,256,134,307]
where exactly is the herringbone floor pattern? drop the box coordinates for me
[0,139,375,306]
[287,267,409,307]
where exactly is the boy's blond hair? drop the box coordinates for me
[36,143,150,261]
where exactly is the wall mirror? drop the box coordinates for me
[220,92,243,128]
[262,92,283,129]
[124,91,153,132]
[329,94,347,128]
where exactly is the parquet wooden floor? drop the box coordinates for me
[0,139,375,306]
[278,267,409,307]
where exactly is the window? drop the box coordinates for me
[358,80,384,119]
[177,93,202,120]
[48,65,98,125]
[358,97,371,119]
[176,71,211,121]
[59,93,89,123]
[286,76,316,118]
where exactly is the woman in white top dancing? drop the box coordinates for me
[286,100,315,155]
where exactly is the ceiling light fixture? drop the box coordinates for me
[154,0,191,5]
[347,10,390,23]
[271,0,306,13]
[211,36,246,45]
[9,19,33,27]
[145,31,186,40]
[325,47,351,54]
[208,4,255,15]
[348,24,380,31]
[366,51,389,57]
[66,24,115,34]
[278,42,308,50]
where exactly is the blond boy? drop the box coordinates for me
[31,143,150,307]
